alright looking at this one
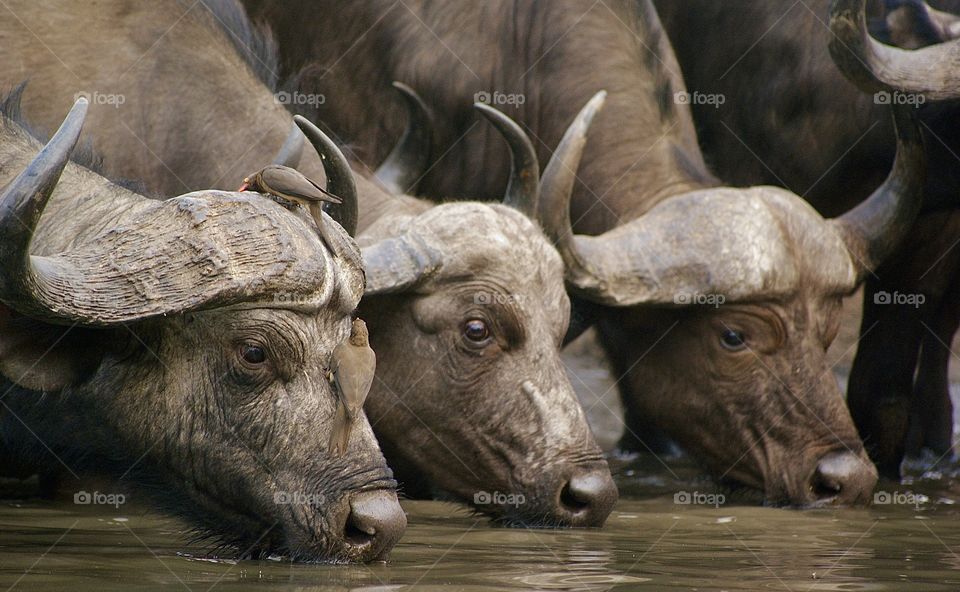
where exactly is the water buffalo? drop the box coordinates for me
[832,0,960,470]
[356,89,617,525]
[1,0,617,525]
[654,0,960,477]
[244,0,928,504]
[0,97,405,561]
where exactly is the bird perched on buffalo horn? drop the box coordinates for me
[328,318,376,455]
[238,164,342,249]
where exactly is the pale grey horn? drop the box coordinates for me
[537,91,608,291]
[361,235,443,295]
[0,100,341,326]
[830,104,926,281]
[0,98,88,322]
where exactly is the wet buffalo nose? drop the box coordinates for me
[810,451,878,506]
[344,490,407,561]
[557,469,618,526]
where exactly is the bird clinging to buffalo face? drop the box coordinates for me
[328,318,377,456]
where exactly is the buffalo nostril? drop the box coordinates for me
[810,451,878,505]
[559,481,591,512]
[344,490,407,561]
[557,469,618,525]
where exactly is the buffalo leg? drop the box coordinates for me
[847,276,925,478]
[906,273,960,459]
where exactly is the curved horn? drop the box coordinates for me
[373,82,433,194]
[271,122,304,168]
[294,115,358,236]
[537,90,924,308]
[0,101,344,326]
[0,98,88,319]
[361,235,443,295]
[830,0,960,100]
[474,103,540,217]
[537,91,608,290]
[831,104,926,279]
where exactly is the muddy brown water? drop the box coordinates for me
[2,292,959,590]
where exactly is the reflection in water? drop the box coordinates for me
[515,544,650,591]
[518,572,650,590]
[3,493,959,590]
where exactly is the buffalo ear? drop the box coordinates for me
[0,305,106,392]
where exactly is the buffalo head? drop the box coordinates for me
[0,99,404,561]
[543,94,926,506]
[348,86,618,526]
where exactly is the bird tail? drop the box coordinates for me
[327,402,353,456]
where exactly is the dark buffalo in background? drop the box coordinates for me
[654,0,960,477]
[241,0,929,505]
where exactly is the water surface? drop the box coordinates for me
[2,473,959,591]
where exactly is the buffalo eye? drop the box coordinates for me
[239,343,267,365]
[720,329,747,351]
[463,319,491,344]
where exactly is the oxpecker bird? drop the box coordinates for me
[328,318,376,455]
[238,164,341,240]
